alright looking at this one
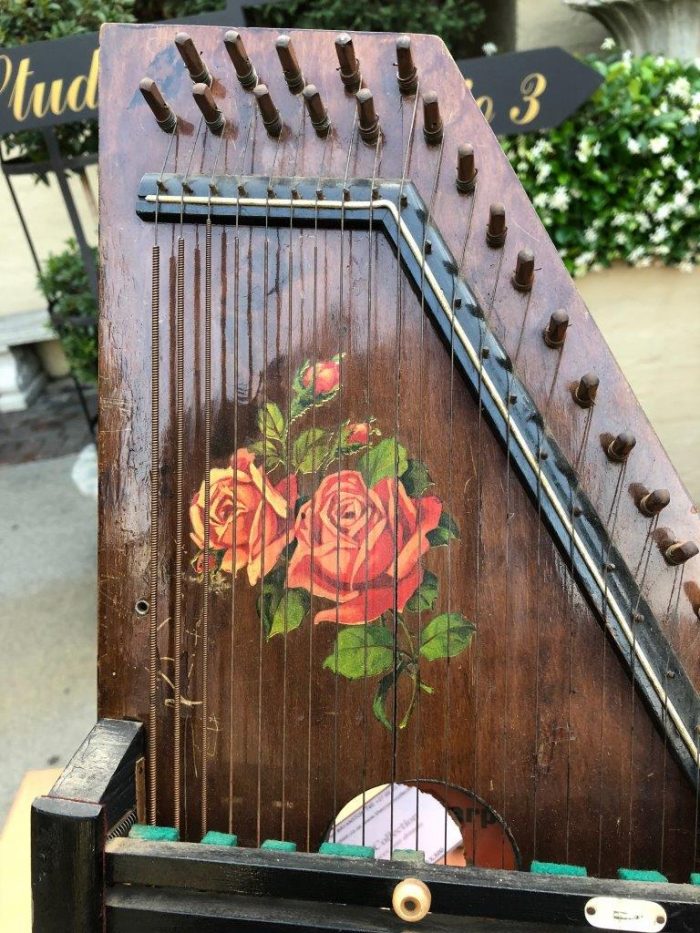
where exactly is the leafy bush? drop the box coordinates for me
[246,0,485,57]
[501,49,699,276]
[39,240,99,384]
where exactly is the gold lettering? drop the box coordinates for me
[9,57,33,121]
[66,48,99,113]
[0,55,12,97]
[476,95,494,123]
[509,72,547,126]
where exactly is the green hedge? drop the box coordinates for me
[501,49,699,276]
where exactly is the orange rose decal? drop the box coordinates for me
[190,448,297,583]
[287,471,442,624]
[301,359,340,395]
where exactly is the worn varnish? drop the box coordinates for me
[98,25,700,879]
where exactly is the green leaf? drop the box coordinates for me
[401,459,433,496]
[258,402,285,444]
[256,564,286,638]
[323,624,395,680]
[426,510,460,547]
[268,588,310,639]
[293,428,332,473]
[419,613,475,661]
[358,438,408,487]
[405,570,439,613]
[372,669,395,730]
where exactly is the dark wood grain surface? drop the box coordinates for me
[99,25,700,880]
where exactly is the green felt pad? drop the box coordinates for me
[530,860,587,877]
[261,839,297,852]
[128,824,180,842]
[690,873,700,885]
[319,842,375,859]
[392,848,426,864]
[201,831,238,847]
[617,869,668,882]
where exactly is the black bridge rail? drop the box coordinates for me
[136,173,700,789]
[106,838,700,932]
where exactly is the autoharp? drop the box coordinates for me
[31,23,700,933]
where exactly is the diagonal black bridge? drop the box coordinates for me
[137,172,700,787]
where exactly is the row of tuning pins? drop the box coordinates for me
[138,33,696,572]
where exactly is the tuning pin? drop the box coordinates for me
[639,488,670,517]
[543,309,569,348]
[456,144,477,193]
[665,540,699,566]
[275,35,305,94]
[302,85,331,137]
[396,36,418,95]
[422,92,443,145]
[253,84,282,138]
[574,372,599,408]
[486,203,507,247]
[607,431,636,462]
[139,78,177,133]
[335,33,362,93]
[224,30,257,89]
[192,83,224,134]
[512,248,535,291]
[356,88,380,144]
[175,32,212,86]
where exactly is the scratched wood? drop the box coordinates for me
[98,25,699,879]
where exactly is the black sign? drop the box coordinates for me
[457,46,602,136]
[0,14,602,138]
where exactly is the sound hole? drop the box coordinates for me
[325,781,520,868]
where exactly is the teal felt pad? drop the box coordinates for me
[690,873,700,885]
[319,842,375,859]
[530,860,587,877]
[261,839,297,852]
[201,831,238,847]
[128,824,180,842]
[617,869,668,882]
[392,849,426,864]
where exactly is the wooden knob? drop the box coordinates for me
[512,248,535,291]
[486,203,507,247]
[224,30,257,89]
[253,84,282,138]
[665,541,699,566]
[422,91,443,145]
[639,488,670,517]
[139,78,176,133]
[574,372,599,408]
[335,33,361,92]
[192,83,224,134]
[544,309,568,347]
[456,144,477,193]
[276,35,304,93]
[607,431,636,462]
[396,36,418,95]
[356,88,379,144]
[392,877,431,923]
[175,32,211,85]
[302,85,330,137]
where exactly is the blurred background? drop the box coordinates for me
[0,0,697,924]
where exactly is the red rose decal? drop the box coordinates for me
[301,359,340,395]
[345,422,371,446]
[287,470,442,624]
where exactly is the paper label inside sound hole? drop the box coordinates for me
[585,896,667,932]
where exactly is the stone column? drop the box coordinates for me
[564,0,700,59]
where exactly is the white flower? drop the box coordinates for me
[655,244,671,256]
[673,192,689,209]
[634,212,652,231]
[482,42,498,56]
[626,138,641,155]
[614,232,627,245]
[655,55,666,67]
[575,250,595,268]
[601,37,616,51]
[628,246,645,263]
[533,192,549,210]
[650,224,669,244]
[622,49,633,65]
[517,161,529,173]
[636,256,653,268]
[536,163,552,183]
[612,212,630,227]
[649,134,670,153]
[660,154,675,170]
[576,136,601,163]
[693,92,700,107]
[584,227,597,245]
[678,260,695,273]
[667,76,691,102]
[685,106,700,125]
[654,203,673,221]
[676,165,689,181]
[549,185,571,211]
[531,139,553,159]
[682,179,695,195]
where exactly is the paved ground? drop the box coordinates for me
[0,378,96,466]
[0,452,97,827]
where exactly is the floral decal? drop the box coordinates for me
[190,355,475,729]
